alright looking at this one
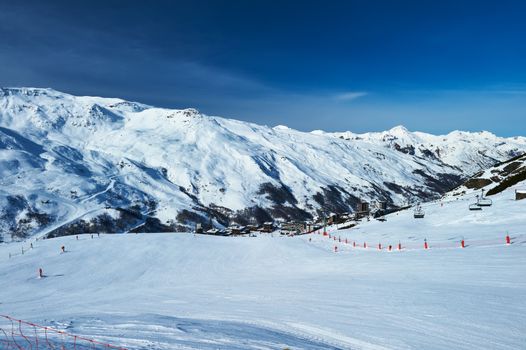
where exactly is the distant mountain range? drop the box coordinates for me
[1,87,525,241]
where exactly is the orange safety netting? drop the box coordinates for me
[0,315,127,350]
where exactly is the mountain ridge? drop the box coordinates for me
[1,87,526,241]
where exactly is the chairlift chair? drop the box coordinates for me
[413,204,425,218]
[476,197,493,207]
[469,194,483,210]
[469,203,482,211]
[476,189,493,207]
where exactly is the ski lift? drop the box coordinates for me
[413,203,425,218]
[477,197,492,206]
[469,195,483,210]
[476,189,493,207]
[469,203,482,211]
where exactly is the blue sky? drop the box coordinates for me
[1,0,525,135]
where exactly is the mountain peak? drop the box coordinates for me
[388,125,410,134]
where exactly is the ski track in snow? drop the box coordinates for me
[1,184,526,349]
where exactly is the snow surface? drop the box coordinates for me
[2,87,526,241]
[1,181,525,349]
[328,126,526,175]
[446,153,526,198]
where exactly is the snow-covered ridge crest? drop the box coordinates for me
[327,125,526,175]
[1,87,526,241]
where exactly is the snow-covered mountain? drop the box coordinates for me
[1,87,526,241]
[446,152,526,198]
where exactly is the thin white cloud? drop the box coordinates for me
[335,91,368,101]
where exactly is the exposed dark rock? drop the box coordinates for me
[383,182,405,195]
[267,205,312,222]
[313,185,361,215]
[393,143,415,155]
[502,161,522,175]
[257,182,297,205]
[487,167,526,196]
[176,209,207,226]
[464,178,493,189]
[229,206,273,226]
[0,195,54,239]
[420,148,439,161]
[412,169,464,194]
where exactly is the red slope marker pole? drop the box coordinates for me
[461,240,465,248]
[424,239,428,250]
[506,234,511,245]
[398,241,402,251]
[364,242,367,249]
[353,241,356,248]
[378,243,382,250]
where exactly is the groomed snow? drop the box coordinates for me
[1,184,525,349]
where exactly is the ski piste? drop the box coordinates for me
[1,180,525,349]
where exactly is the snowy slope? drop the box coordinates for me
[327,127,526,175]
[1,87,526,241]
[1,180,525,349]
[446,153,526,198]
